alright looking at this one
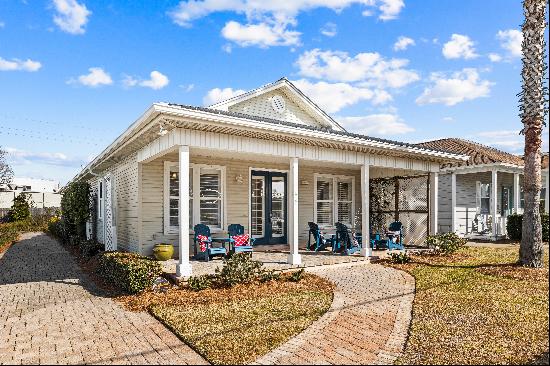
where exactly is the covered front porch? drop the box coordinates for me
[137,133,441,277]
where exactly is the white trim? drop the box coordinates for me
[177,145,192,277]
[513,173,521,214]
[451,173,456,233]
[288,157,301,265]
[429,172,438,235]
[442,163,523,175]
[360,163,371,257]
[491,170,498,240]
[164,161,226,235]
[313,173,356,229]
[97,179,104,220]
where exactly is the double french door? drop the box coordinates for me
[250,171,287,245]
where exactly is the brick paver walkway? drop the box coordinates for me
[253,262,415,365]
[0,232,207,365]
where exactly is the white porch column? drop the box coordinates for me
[491,169,498,240]
[545,171,549,214]
[513,173,521,214]
[429,172,438,235]
[287,157,301,265]
[176,145,192,277]
[360,163,371,257]
[451,173,457,233]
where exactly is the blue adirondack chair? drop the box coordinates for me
[227,224,255,255]
[333,222,362,255]
[307,222,334,252]
[385,221,404,250]
[193,224,227,261]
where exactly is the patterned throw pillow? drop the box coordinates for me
[197,234,210,252]
[232,234,250,247]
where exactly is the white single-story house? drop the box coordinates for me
[71,78,468,276]
[417,139,549,240]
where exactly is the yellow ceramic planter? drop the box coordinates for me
[153,243,174,261]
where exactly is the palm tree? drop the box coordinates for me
[518,0,547,267]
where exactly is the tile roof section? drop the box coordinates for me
[415,138,524,167]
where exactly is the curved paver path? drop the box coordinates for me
[0,232,207,365]
[253,262,415,365]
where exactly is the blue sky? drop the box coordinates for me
[1,0,548,184]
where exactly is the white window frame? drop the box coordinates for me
[476,181,491,215]
[97,180,104,220]
[164,161,226,235]
[314,174,355,229]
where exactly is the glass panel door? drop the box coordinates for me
[271,177,285,237]
[251,176,265,237]
[251,171,287,244]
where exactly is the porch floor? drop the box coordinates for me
[161,248,393,277]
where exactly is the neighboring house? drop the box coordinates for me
[0,177,62,210]
[71,78,467,276]
[417,139,549,240]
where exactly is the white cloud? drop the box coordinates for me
[203,87,246,105]
[221,19,300,48]
[442,34,478,60]
[169,0,403,47]
[393,36,415,51]
[295,49,419,88]
[0,57,41,72]
[291,79,378,113]
[5,147,84,167]
[123,71,170,90]
[442,116,454,122]
[222,43,233,53]
[337,114,414,136]
[497,29,523,58]
[416,68,493,106]
[488,53,502,62]
[179,83,195,92]
[320,22,337,37]
[68,67,112,87]
[0,21,5,28]
[51,0,91,35]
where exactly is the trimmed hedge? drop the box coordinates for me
[426,232,467,255]
[0,216,51,251]
[97,252,163,294]
[507,213,549,242]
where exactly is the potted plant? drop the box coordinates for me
[153,243,174,261]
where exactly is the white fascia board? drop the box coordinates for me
[155,103,468,162]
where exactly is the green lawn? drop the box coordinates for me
[118,273,334,365]
[387,247,549,365]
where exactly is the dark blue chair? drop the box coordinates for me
[193,224,227,261]
[307,222,334,252]
[334,222,362,255]
[227,224,255,255]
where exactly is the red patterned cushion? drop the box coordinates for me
[197,234,210,252]
[232,234,250,247]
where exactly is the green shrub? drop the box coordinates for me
[6,193,32,222]
[0,215,51,250]
[426,232,467,255]
[259,269,281,283]
[187,274,214,291]
[506,214,523,241]
[79,239,103,258]
[506,213,549,242]
[61,181,90,239]
[288,268,305,282]
[215,253,264,287]
[390,251,411,264]
[97,252,163,294]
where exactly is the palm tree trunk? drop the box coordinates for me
[519,0,547,267]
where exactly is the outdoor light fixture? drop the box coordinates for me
[235,174,244,184]
[158,122,168,136]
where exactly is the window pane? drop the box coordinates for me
[317,202,333,225]
[481,198,490,214]
[338,202,352,225]
[169,171,179,197]
[481,184,490,198]
[169,198,179,227]
[317,179,332,200]
[337,180,352,201]
[200,199,220,226]
[200,171,221,198]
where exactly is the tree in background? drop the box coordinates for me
[0,146,13,185]
[7,192,33,222]
[518,0,548,267]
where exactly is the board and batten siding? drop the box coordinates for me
[139,153,365,256]
[438,171,518,236]
[86,152,140,252]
